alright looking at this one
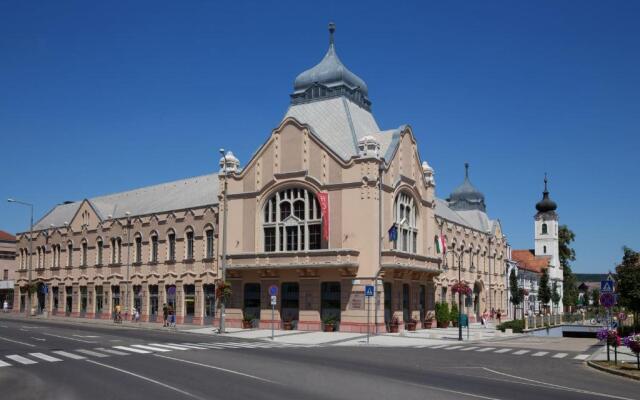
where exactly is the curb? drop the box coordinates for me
[587,360,640,381]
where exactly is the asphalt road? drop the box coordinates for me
[0,316,637,400]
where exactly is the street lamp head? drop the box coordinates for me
[7,198,16,203]
[219,148,225,157]
[125,211,131,216]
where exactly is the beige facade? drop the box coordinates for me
[0,230,16,307]
[14,25,508,331]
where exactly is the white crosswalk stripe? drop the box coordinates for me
[494,348,512,353]
[148,343,190,350]
[52,351,85,360]
[96,348,130,356]
[445,346,463,350]
[6,355,37,365]
[76,349,109,358]
[513,350,530,355]
[130,344,172,352]
[175,343,209,349]
[0,359,10,367]
[532,351,548,357]
[28,353,62,362]
[574,354,589,360]
[429,344,448,349]
[113,346,150,354]
[552,353,568,359]
[459,347,478,351]
[476,347,495,352]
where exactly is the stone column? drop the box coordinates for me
[12,284,20,313]
[102,283,111,319]
[175,281,184,324]
[71,283,80,317]
[87,283,96,319]
[259,279,279,329]
[141,282,150,322]
[158,282,166,324]
[58,285,66,315]
[299,278,320,331]
[193,281,204,325]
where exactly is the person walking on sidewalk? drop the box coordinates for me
[162,303,168,327]
[2,299,8,313]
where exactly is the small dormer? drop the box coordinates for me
[422,160,435,186]
[357,135,380,158]
[219,151,240,174]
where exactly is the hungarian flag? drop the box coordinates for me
[436,234,447,254]
[317,192,329,241]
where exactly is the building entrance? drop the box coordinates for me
[281,282,299,327]
[321,282,341,328]
[184,285,195,323]
[243,283,261,324]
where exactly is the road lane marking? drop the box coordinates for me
[73,335,100,338]
[95,348,129,356]
[0,336,36,347]
[494,348,511,353]
[175,343,208,349]
[76,349,109,358]
[532,351,548,357]
[482,367,636,400]
[131,344,172,352]
[154,354,278,384]
[429,344,448,349]
[476,347,495,352]
[573,354,589,360]
[445,345,463,350]
[460,347,479,351]
[552,353,568,358]
[387,377,504,400]
[30,337,46,341]
[29,353,62,362]
[84,359,204,400]
[512,350,529,355]
[148,343,189,350]
[43,333,97,343]
[6,355,38,365]
[52,351,86,360]
[113,346,150,354]
[0,360,10,367]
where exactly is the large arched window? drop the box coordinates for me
[393,192,418,253]
[263,187,323,252]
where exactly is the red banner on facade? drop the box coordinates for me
[317,192,329,241]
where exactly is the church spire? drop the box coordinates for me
[535,173,557,213]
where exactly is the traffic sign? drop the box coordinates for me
[600,280,614,293]
[364,285,375,297]
[269,285,278,296]
[270,295,277,306]
[600,292,616,308]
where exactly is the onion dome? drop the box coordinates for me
[448,163,486,212]
[291,23,371,110]
[219,151,240,173]
[535,174,557,213]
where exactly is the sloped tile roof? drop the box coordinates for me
[434,198,499,234]
[511,249,550,274]
[0,230,16,241]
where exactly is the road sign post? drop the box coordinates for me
[270,295,277,340]
[365,285,374,345]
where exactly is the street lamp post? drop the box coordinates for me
[8,198,34,317]
[125,211,131,320]
[219,149,229,334]
[449,246,464,341]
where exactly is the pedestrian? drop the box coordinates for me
[168,304,175,327]
[496,309,502,324]
[114,304,122,323]
[2,299,8,313]
[132,307,140,323]
[162,303,168,327]
[481,309,488,327]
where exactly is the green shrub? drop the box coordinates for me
[497,319,525,333]
[435,303,450,325]
[450,302,459,323]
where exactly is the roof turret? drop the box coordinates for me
[535,173,557,213]
[448,163,486,212]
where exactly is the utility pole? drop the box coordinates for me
[125,211,131,320]
[8,198,34,317]
[219,149,229,334]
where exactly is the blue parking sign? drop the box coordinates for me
[365,285,375,297]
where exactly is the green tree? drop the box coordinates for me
[551,282,561,313]
[559,225,578,308]
[509,269,521,318]
[450,302,459,325]
[615,246,640,331]
[591,288,600,307]
[582,288,590,307]
[538,268,551,313]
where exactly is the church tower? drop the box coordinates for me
[534,174,562,307]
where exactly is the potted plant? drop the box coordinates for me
[423,311,435,329]
[435,303,450,328]
[389,316,400,333]
[323,316,336,332]
[450,302,459,327]
[242,313,254,329]
[623,334,640,370]
[406,317,417,331]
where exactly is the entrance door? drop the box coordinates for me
[65,287,72,316]
[419,285,426,321]
[37,283,46,313]
[184,285,195,324]
[321,282,341,327]
[384,282,392,328]
[402,284,410,323]
[166,285,176,316]
[281,282,299,327]
[95,286,103,319]
[243,283,261,324]
[133,285,142,316]
[203,284,215,324]
[80,287,87,317]
[149,285,158,322]
[111,286,120,318]
[52,286,59,315]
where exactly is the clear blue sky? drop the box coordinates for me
[1,1,638,273]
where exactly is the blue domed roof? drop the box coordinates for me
[448,163,486,212]
[291,23,371,109]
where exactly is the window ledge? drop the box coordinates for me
[165,260,176,265]
[202,257,215,263]
[95,264,103,268]
[51,267,60,271]
[183,258,195,264]
[148,261,159,266]
[109,263,122,267]
[132,262,142,267]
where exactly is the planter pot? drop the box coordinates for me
[406,322,417,331]
[283,322,293,330]
[423,320,433,329]
[323,323,335,332]
[389,324,399,333]
[242,320,252,329]
[628,341,640,354]
[437,321,448,328]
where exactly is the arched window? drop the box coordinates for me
[150,231,159,263]
[204,226,214,259]
[393,192,418,253]
[543,245,547,254]
[542,223,548,234]
[134,233,142,263]
[167,229,176,261]
[96,238,103,265]
[184,227,194,260]
[263,187,323,252]
[110,237,121,264]
[67,241,73,267]
[81,240,88,266]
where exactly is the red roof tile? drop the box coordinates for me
[0,230,16,241]
[511,249,550,274]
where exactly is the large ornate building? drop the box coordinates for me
[14,24,508,331]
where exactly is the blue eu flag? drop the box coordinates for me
[388,224,398,241]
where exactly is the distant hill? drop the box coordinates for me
[575,273,609,282]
